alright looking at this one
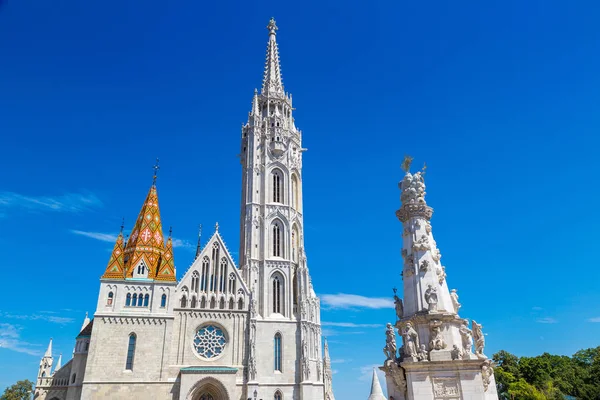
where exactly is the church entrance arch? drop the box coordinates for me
[188,377,229,400]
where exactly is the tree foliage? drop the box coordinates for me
[0,380,33,400]
[493,347,600,400]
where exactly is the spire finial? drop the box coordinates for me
[153,158,160,185]
[120,217,125,234]
[401,155,413,173]
[169,226,172,237]
[267,18,278,35]
[215,222,219,231]
[195,224,202,259]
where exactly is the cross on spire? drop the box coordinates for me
[153,158,160,185]
[267,17,278,35]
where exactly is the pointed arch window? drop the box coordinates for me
[292,174,299,209]
[228,273,236,294]
[201,257,209,291]
[107,291,114,306]
[126,293,131,306]
[210,243,220,292]
[219,258,227,293]
[272,170,283,203]
[274,391,283,400]
[143,294,149,307]
[272,274,283,314]
[274,334,282,372]
[160,294,167,308]
[192,271,200,293]
[132,293,138,306]
[137,293,143,307]
[125,333,136,370]
[272,222,283,257]
[181,295,187,308]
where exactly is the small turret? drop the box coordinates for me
[80,312,90,332]
[367,369,386,400]
[37,338,53,383]
[54,353,62,372]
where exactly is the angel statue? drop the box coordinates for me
[383,323,397,360]
[472,320,486,357]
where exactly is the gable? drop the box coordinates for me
[176,231,249,306]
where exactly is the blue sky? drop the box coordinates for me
[1,0,600,398]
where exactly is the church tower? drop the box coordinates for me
[239,18,326,399]
[380,161,498,399]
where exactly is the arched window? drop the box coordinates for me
[272,222,283,257]
[200,297,206,308]
[137,293,143,307]
[126,293,131,306]
[201,256,209,291]
[219,258,227,293]
[71,373,76,384]
[275,391,283,400]
[272,274,283,314]
[292,174,299,209]
[274,334,282,372]
[229,298,234,310]
[181,296,187,308]
[132,293,137,307]
[219,298,225,309]
[228,273,236,294]
[210,243,220,292]
[190,296,197,308]
[210,297,216,309]
[192,271,199,293]
[107,291,114,306]
[143,294,149,307]
[125,334,136,370]
[161,294,167,308]
[137,264,145,275]
[272,170,283,203]
[238,298,244,310]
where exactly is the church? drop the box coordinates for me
[34,19,336,400]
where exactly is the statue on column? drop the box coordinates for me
[424,284,438,312]
[401,322,420,361]
[472,320,486,358]
[393,288,403,320]
[459,320,473,357]
[383,323,397,360]
[450,289,461,313]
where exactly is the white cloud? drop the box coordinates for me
[171,238,193,249]
[0,191,102,215]
[0,323,41,356]
[322,322,382,328]
[321,293,394,309]
[0,311,74,325]
[71,230,118,242]
[330,359,351,364]
[588,317,600,323]
[536,317,558,324]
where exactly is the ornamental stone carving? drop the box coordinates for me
[425,221,432,234]
[451,345,462,360]
[413,235,431,251]
[394,293,404,320]
[450,289,461,313]
[420,259,430,272]
[383,323,397,360]
[432,248,442,262]
[417,344,429,362]
[429,320,447,350]
[402,322,420,361]
[437,266,447,284]
[302,339,310,380]
[382,359,407,396]
[432,378,460,398]
[481,359,494,391]
[473,320,486,358]
[400,172,426,205]
[459,320,473,357]
[424,284,438,312]
[316,360,322,381]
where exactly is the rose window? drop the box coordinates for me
[193,325,227,359]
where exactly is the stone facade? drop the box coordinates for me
[34,19,333,400]
[379,160,499,400]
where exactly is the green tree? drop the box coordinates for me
[0,380,33,400]
[507,379,547,400]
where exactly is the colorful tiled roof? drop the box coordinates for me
[155,233,176,282]
[102,231,125,279]
[124,184,166,279]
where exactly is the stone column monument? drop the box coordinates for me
[380,159,499,400]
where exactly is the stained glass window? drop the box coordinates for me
[193,325,227,359]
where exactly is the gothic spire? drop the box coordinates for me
[156,227,176,281]
[54,354,62,371]
[368,369,386,400]
[80,312,90,332]
[261,18,284,95]
[44,338,53,358]
[195,224,202,260]
[101,227,125,279]
[123,183,167,279]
